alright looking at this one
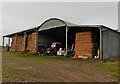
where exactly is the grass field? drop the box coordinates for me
[2,51,119,82]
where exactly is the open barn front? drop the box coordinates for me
[37,26,66,55]
[68,27,100,58]
[37,25,100,58]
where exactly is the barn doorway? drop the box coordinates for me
[37,26,66,55]
[68,27,100,58]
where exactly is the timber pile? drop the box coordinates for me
[11,36,16,51]
[75,32,97,58]
[26,32,36,53]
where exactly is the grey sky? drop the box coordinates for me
[1,2,118,45]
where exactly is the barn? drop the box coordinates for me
[3,18,120,60]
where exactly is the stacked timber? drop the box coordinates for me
[26,32,36,53]
[11,36,16,51]
[75,32,97,58]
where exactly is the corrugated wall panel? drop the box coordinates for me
[102,30,120,60]
[102,31,109,60]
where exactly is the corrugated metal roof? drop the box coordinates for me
[3,18,120,37]
[3,27,37,37]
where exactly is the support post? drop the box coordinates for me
[2,37,4,47]
[8,37,10,46]
[15,34,17,51]
[36,30,38,53]
[24,32,27,51]
[65,26,68,55]
[99,28,102,60]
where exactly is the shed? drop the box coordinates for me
[3,18,120,60]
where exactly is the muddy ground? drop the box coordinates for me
[2,51,119,82]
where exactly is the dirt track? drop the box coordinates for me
[2,52,118,82]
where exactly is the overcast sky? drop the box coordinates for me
[0,2,118,45]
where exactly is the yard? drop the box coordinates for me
[2,51,119,82]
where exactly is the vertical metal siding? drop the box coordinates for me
[102,30,120,60]
[102,31,109,60]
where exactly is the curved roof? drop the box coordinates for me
[3,18,120,37]
[38,18,78,31]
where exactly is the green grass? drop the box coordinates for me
[99,62,118,74]
[5,51,35,57]
[3,51,119,73]
[100,57,119,74]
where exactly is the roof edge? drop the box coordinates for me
[3,18,120,37]
[3,27,38,37]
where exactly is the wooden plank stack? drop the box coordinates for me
[26,32,36,53]
[75,32,97,58]
[11,36,16,51]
